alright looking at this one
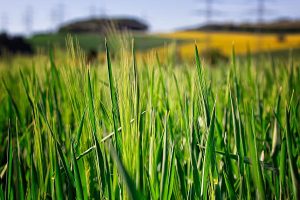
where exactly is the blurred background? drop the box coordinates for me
[1,0,300,62]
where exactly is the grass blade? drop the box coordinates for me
[54,145,64,200]
[71,143,84,200]
[285,108,300,199]
[105,40,121,149]
[107,142,145,200]
[160,114,169,200]
[223,171,236,200]
[74,108,86,148]
[279,138,287,198]
[201,104,216,199]
[5,123,13,200]
[247,108,266,200]
[87,69,107,197]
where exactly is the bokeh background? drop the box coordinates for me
[1,0,300,35]
[1,0,300,62]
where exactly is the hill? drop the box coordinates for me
[59,17,148,34]
[187,19,300,33]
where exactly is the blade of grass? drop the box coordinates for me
[30,153,38,200]
[248,108,266,200]
[16,121,25,200]
[107,141,145,200]
[223,171,237,200]
[105,40,121,151]
[279,138,287,199]
[160,114,169,200]
[38,104,75,186]
[167,144,176,200]
[54,145,64,200]
[71,143,84,200]
[87,69,108,196]
[132,40,143,190]
[74,108,86,148]
[5,122,13,200]
[285,108,300,199]
[194,44,210,127]
[201,104,216,199]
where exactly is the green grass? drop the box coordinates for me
[27,32,188,52]
[0,37,300,200]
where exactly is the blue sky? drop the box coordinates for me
[0,0,299,35]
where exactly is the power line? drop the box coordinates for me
[195,0,226,50]
[205,0,212,24]
[89,5,97,18]
[89,0,107,18]
[23,6,34,35]
[99,7,107,17]
[56,3,65,25]
[50,4,65,31]
[1,13,9,32]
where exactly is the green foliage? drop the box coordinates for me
[27,33,187,52]
[0,37,299,200]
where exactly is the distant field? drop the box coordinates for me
[27,33,188,52]
[26,31,300,64]
[28,32,300,56]
[158,31,300,58]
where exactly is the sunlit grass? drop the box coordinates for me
[0,36,299,199]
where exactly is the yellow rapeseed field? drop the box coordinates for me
[154,31,300,59]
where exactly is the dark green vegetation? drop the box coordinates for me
[28,33,187,52]
[58,17,148,33]
[188,19,300,33]
[0,39,299,199]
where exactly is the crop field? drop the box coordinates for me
[0,36,300,200]
[28,33,188,53]
[158,31,300,59]
[28,32,300,59]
